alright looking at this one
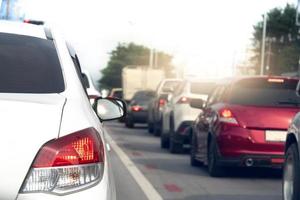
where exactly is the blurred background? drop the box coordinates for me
[1,0,299,90]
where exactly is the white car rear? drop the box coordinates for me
[0,21,120,200]
[162,80,216,153]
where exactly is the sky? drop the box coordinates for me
[19,0,296,85]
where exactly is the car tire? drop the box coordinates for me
[169,117,182,153]
[283,143,300,200]
[148,122,154,133]
[161,134,169,149]
[190,135,203,167]
[125,117,134,128]
[154,121,162,137]
[169,138,183,154]
[208,139,224,177]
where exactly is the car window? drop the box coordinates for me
[133,91,156,101]
[161,81,181,92]
[206,86,221,107]
[0,33,64,93]
[113,91,123,99]
[229,78,300,107]
[190,82,216,95]
[173,81,186,96]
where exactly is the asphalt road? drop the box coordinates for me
[104,121,282,200]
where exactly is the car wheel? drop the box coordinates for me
[190,135,203,167]
[125,116,134,128]
[169,117,182,154]
[169,138,182,154]
[148,122,154,133]
[154,121,162,136]
[208,139,224,177]
[283,143,300,200]
[161,134,169,149]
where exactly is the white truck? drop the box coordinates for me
[122,65,165,101]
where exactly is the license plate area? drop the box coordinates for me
[265,130,287,142]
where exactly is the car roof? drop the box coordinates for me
[0,20,47,39]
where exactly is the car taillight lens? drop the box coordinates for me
[132,105,142,112]
[159,99,166,107]
[219,109,239,126]
[177,97,189,104]
[20,127,104,195]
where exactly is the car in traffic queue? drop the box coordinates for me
[190,76,300,177]
[282,81,300,200]
[147,79,182,135]
[0,21,126,200]
[160,79,216,153]
[109,88,123,99]
[125,90,156,128]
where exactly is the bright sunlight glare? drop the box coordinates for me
[20,0,295,80]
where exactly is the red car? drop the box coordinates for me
[190,76,300,177]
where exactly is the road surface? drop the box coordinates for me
[105,122,282,200]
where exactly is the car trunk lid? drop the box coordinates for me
[229,104,299,130]
[0,93,66,200]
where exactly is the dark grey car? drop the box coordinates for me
[125,90,156,128]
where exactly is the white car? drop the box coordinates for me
[0,21,125,200]
[160,80,216,153]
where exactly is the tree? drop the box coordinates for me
[252,4,300,75]
[99,43,173,88]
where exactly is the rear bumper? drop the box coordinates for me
[216,124,285,167]
[217,154,284,168]
[129,111,148,123]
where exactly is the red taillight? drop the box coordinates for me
[21,128,104,194]
[219,109,239,126]
[177,97,189,104]
[159,99,166,107]
[221,109,233,118]
[132,105,142,112]
[33,127,104,168]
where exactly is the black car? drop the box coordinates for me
[125,90,156,128]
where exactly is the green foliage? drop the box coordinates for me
[99,43,173,88]
[252,4,300,75]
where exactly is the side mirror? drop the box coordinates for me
[94,97,127,121]
[190,99,204,109]
[162,87,174,93]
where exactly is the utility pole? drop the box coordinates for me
[266,38,272,74]
[260,14,267,75]
[154,49,158,69]
[149,48,153,68]
[6,0,10,20]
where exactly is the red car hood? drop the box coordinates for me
[229,104,299,130]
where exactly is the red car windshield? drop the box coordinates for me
[228,78,300,107]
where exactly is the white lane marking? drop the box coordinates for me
[105,133,163,200]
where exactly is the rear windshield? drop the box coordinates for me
[190,82,216,95]
[133,91,156,101]
[112,91,123,99]
[162,81,181,91]
[0,33,65,93]
[229,78,300,107]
